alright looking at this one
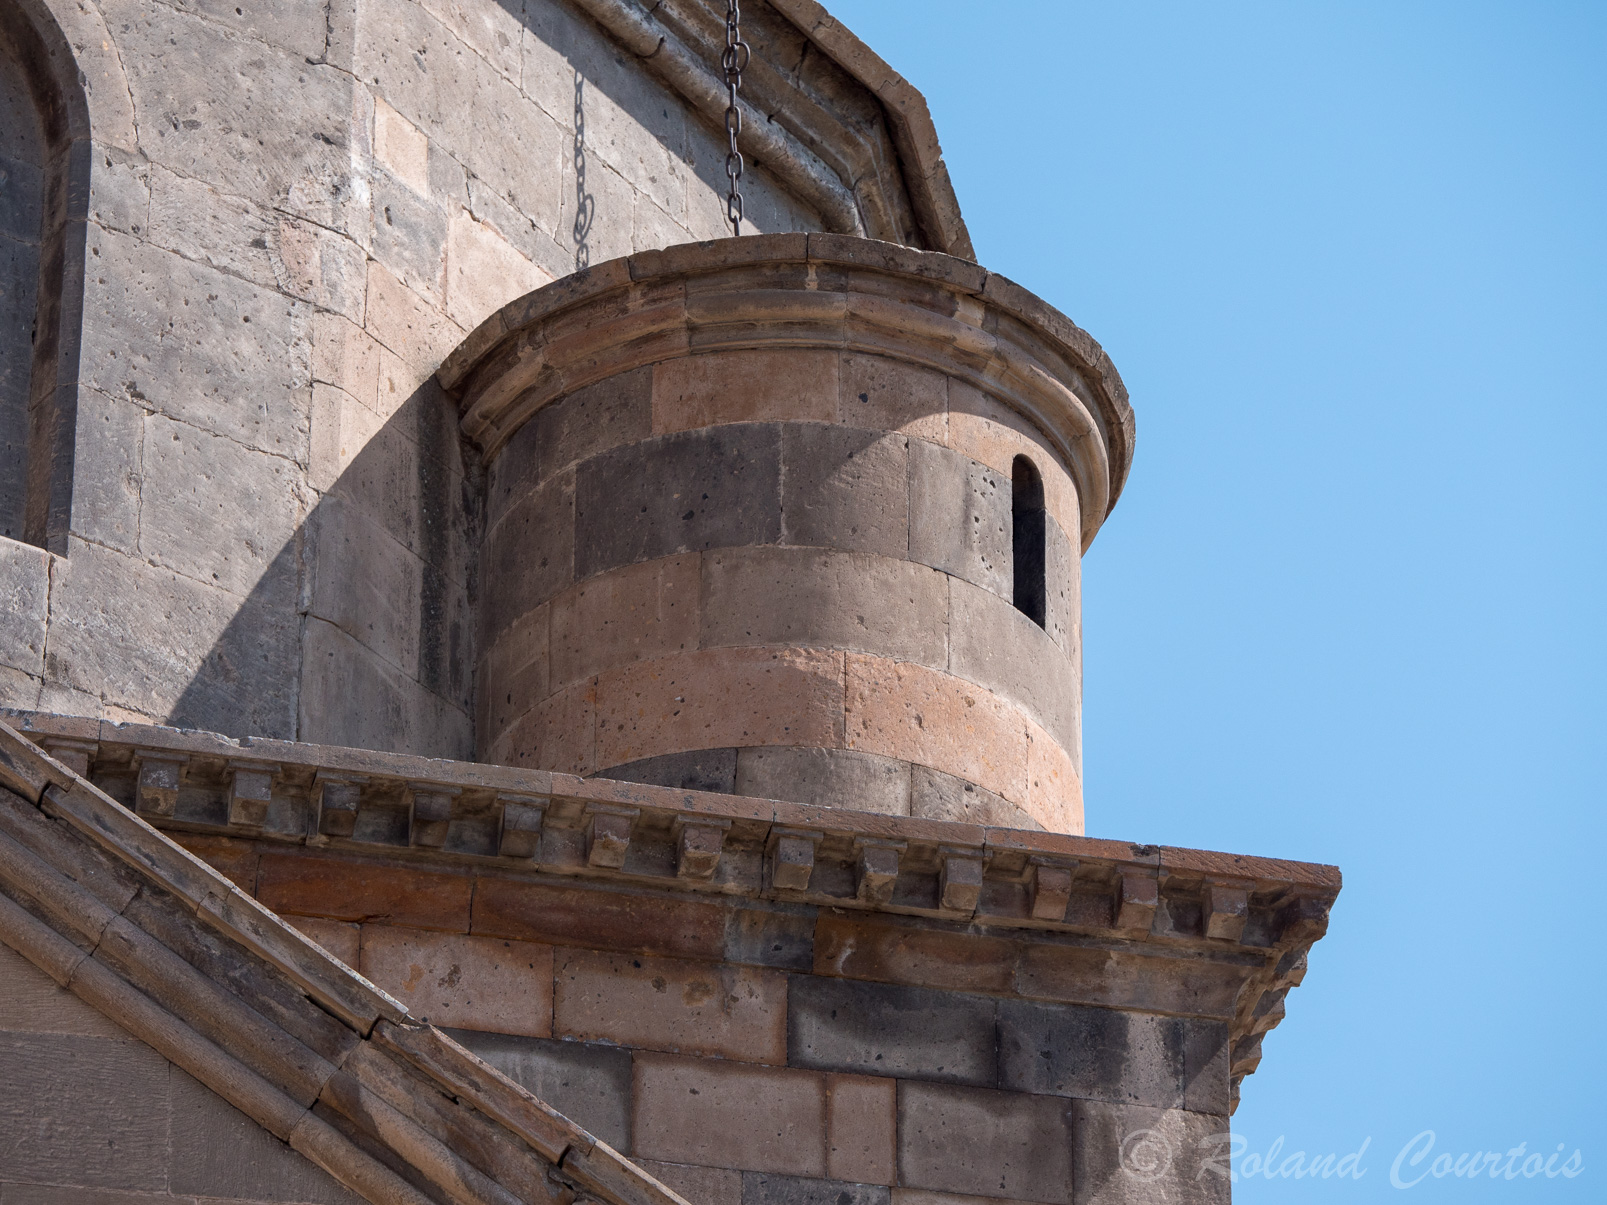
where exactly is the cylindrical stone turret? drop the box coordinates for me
[440,235,1133,834]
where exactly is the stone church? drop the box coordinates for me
[0,1,1338,1202]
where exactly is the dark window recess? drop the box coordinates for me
[1012,456,1046,628]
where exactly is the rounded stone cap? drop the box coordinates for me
[438,233,1135,548]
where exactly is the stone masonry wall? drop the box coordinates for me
[0,0,820,757]
[0,942,363,1204]
[0,31,46,542]
[478,348,1084,832]
[188,835,1235,1205]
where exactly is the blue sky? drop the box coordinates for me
[826,2,1605,1198]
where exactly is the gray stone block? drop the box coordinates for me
[0,537,49,678]
[996,999,1184,1109]
[908,764,1040,830]
[780,424,909,559]
[371,171,447,300]
[482,468,576,636]
[897,1081,1073,1205]
[308,493,425,680]
[743,1173,890,1205]
[735,746,910,814]
[138,412,301,598]
[79,227,311,459]
[1070,1100,1230,1205]
[948,578,1080,758]
[0,944,130,1039]
[699,546,948,670]
[1182,1020,1231,1116]
[1043,513,1077,659]
[724,903,816,972]
[170,1066,361,1203]
[575,424,781,579]
[447,1029,632,1151]
[0,1032,169,1191]
[788,977,996,1086]
[69,386,143,556]
[598,747,738,794]
[907,441,1010,600]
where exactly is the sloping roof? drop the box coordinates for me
[0,720,691,1205]
[565,0,973,257]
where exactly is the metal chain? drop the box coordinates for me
[722,0,749,235]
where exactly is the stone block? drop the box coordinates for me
[897,1081,1073,1205]
[257,850,473,931]
[360,925,553,1036]
[599,747,738,794]
[0,944,129,1039]
[945,382,1080,551]
[365,260,467,375]
[676,816,731,879]
[1182,1021,1231,1116]
[407,783,460,849]
[996,999,1184,1108]
[70,387,143,555]
[844,655,1029,807]
[700,547,948,670]
[479,601,549,751]
[1202,885,1249,942]
[1115,873,1159,936]
[274,216,369,324]
[374,95,431,194]
[638,1160,744,1205]
[735,746,910,814]
[0,537,49,677]
[137,411,301,598]
[448,1029,633,1151]
[840,353,948,443]
[132,751,182,819]
[308,381,381,493]
[285,917,362,967]
[1025,722,1082,836]
[652,349,838,434]
[1043,514,1078,658]
[812,913,1017,996]
[907,440,1010,600]
[482,469,576,637]
[595,647,845,769]
[307,493,424,678]
[634,1053,827,1176]
[575,424,782,579]
[490,674,597,777]
[472,876,727,961]
[0,1033,169,1191]
[744,1174,890,1205]
[87,146,150,237]
[1069,1100,1230,1205]
[939,851,985,914]
[498,797,549,859]
[909,766,1037,830]
[80,228,311,458]
[948,578,1080,756]
[780,425,910,559]
[586,805,636,868]
[170,1066,361,1203]
[446,210,552,331]
[533,367,655,486]
[827,1074,897,1186]
[371,170,447,300]
[555,948,787,1064]
[788,976,997,1086]
[855,840,904,904]
[550,555,699,690]
[312,312,383,413]
[1029,862,1075,921]
[723,904,816,972]
[227,761,278,829]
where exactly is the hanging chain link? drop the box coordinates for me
[722,0,749,235]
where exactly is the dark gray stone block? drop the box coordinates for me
[907,440,1010,600]
[1182,1020,1231,1115]
[997,998,1184,1109]
[482,468,576,636]
[949,577,1081,757]
[1070,1100,1231,1205]
[736,746,909,814]
[788,977,996,1086]
[742,1173,890,1205]
[897,1081,1073,1204]
[724,903,816,972]
[447,1030,633,1151]
[597,747,738,793]
[909,764,1040,829]
[780,424,909,559]
[574,424,781,578]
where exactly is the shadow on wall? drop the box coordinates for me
[167,369,479,760]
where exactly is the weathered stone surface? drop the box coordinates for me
[0,1033,169,1191]
[446,210,552,331]
[70,388,143,555]
[257,850,474,931]
[374,96,431,196]
[1069,1100,1231,1205]
[525,368,655,497]
[0,944,128,1039]
[482,469,576,635]
[370,170,447,301]
[1182,1021,1232,1115]
[839,354,947,444]
[723,904,817,972]
[286,916,362,967]
[491,674,598,776]
[743,1174,890,1205]
[700,547,947,669]
[908,766,1037,829]
[451,1029,634,1151]
[781,425,910,559]
[948,578,1080,758]
[308,494,424,680]
[554,948,787,1064]
[907,441,1010,601]
[550,556,698,689]
[735,746,910,813]
[826,1074,897,1186]
[634,1053,827,1176]
[361,925,554,1036]
[945,382,1080,556]
[600,747,738,794]
[0,538,49,678]
[473,875,728,961]
[653,350,838,434]
[788,977,997,1086]
[575,425,782,579]
[996,999,1185,1108]
[639,1160,744,1205]
[897,1082,1073,1205]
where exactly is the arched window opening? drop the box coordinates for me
[0,2,89,551]
[1012,455,1046,628]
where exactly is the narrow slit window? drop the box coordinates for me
[1012,455,1046,628]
